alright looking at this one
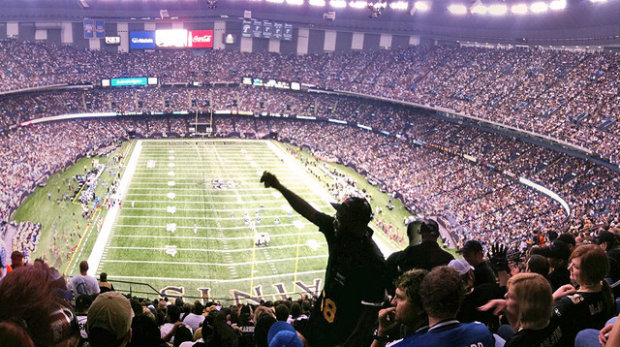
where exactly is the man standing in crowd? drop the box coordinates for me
[261,171,388,347]
[462,240,496,287]
[68,260,100,297]
[385,218,453,287]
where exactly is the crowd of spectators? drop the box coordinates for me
[0,84,618,251]
[0,39,617,163]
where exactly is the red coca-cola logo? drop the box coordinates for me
[188,30,213,48]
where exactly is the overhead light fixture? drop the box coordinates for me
[330,0,347,7]
[349,0,367,8]
[390,1,408,10]
[286,0,304,4]
[448,4,468,14]
[309,0,326,6]
[511,3,528,14]
[488,4,507,15]
[471,3,488,14]
[530,1,548,13]
[414,1,430,11]
[549,0,566,10]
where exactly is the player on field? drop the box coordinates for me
[261,171,388,347]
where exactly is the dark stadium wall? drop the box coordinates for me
[391,35,411,49]
[72,22,88,50]
[102,23,118,53]
[253,37,270,53]
[0,22,6,39]
[18,22,35,41]
[334,31,352,54]
[128,23,144,32]
[308,29,325,54]
[363,33,380,51]
[47,28,61,46]
[279,27,297,55]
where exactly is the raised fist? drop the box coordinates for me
[260,171,281,189]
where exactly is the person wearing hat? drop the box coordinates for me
[448,258,504,330]
[267,321,304,347]
[87,291,134,347]
[540,240,571,291]
[462,240,496,287]
[261,171,388,347]
[386,218,453,291]
[597,231,620,284]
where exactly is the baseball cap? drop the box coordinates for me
[267,321,304,347]
[597,231,618,246]
[540,240,571,260]
[87,292,134,341]
[462,240,483,254]
[407,218,439,239]
[330,197,373,224]
[448,258,474,276]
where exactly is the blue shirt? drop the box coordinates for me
[393,320,494,347]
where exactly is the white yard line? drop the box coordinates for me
[112,231,318,240]
[110,269,325,283]
[117,214,296,221]
[87,140,142,276]
[113,224,314,233]
[103,254,328,267]
[106,242,326,253]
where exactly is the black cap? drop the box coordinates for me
[462,240,483,254]
[330,197,373,224]
[540,240,571,260]
[557,233,576,247]
[597,231,618,246]
[407,218,439,239]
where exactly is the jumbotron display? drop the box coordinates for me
[129,29,213,50]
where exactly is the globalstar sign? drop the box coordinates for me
[188,30,213,48]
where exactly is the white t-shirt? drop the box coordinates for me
[183,313,205,332]
[68,274,100,297]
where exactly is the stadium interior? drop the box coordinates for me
[0,0,619,346]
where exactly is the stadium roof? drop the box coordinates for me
[0,0,618,45]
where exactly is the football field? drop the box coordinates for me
[93,139,334,304]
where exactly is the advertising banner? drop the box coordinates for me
[283,24,293,41]
[242,20,252,38]
[262,20,273,39]
[156,29,188,48]
[252,19,263,38]
[188,30,213,48]
[111,77,148,87]
[129,31,156,49]
[83,19,94,39]
[95,20,105,38]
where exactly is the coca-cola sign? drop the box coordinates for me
[188,30,213,48]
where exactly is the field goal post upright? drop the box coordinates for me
[194,109,213,136]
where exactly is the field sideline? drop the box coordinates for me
[87,139,401,303]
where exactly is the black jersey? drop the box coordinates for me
[505,319,563,347]
[386,241,454,285]
[553,291,614,347]
[303,212,388,347]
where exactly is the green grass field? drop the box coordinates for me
[14,138,421,304]
[94,139,347,303]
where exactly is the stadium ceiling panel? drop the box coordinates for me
[0,0,617,34]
